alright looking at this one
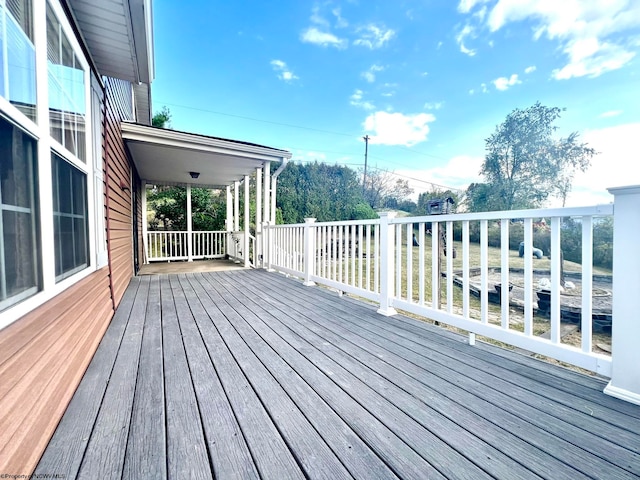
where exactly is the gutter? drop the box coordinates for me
[270,157,290,223]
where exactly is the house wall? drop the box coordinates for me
[0,75,138,474]
[105,77,136,305]
[0,268,113,472]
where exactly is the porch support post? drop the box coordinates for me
[141,181,148,264]
[186,184,193,262]
[226,185,232,256]
[243,175,250,268]
[263,161,271,224]
[303,218,316,286]
[377,211,397,316]
[271,174,277,228]
[234,180,240,232]
[604,185,640,405]
[256,167,262,267]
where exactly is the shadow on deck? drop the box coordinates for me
[37,270,640,479]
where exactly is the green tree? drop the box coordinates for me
[147,186,226,231]
[277,162,376,223]
[152,106,172,128]
[362,169,413,209]
[472,102,596,211]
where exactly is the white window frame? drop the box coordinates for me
[0,0,100,329]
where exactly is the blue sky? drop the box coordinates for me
[151,0,640,206]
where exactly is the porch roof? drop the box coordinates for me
[65,0,154,85]
[121,122,292,188]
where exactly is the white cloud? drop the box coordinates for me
[354,24,395,49]
[361,64,384,83]
[310,5,329,27]
[456,24,477,56]
[563,123,640,206]
[492,73,521,90]
[363,111,436,146]
[599,110,623,118]
[396,155,483,199]
[270,59,298,82]
[424,101,444,110]
[350,89,375,110]
[481,82,488,93]
[332,7,348,28]
[470,0,640,79]
[300,27,347,48]
[524,65,536,74]
[458,0,491,14]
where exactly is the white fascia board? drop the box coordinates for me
[121,122,292,161]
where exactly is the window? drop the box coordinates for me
[47,3,85,161]
[52,152,88,281]
[0,115,39,311]
[0,0,37,121]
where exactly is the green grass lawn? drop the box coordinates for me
[330,235,611,358]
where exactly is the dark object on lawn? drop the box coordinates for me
[519,241,543,259]
[427,197,455,215]
[412,233,419,247]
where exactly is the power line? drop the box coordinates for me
[154,100,454,163]
[155,100,356,138]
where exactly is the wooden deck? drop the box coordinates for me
[37,270,640,479]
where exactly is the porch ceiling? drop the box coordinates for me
[121,122,292,188]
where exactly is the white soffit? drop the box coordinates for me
[66,0,154,84]
[121,123,292,188]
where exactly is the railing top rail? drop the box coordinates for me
[390,204,614,224]
[267,219,381,229]
[148,230,227,234]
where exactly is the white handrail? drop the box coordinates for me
[262,203,616,378]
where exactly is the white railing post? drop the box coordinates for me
[303,218,316,286]
[377,212,397,316]
[604,185,640,405]
[186,185,193,262]
[243,175,250,268]
[264,222,274,271]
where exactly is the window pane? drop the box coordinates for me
[1,3,37,122]
[3,210,37,297]
[52,152,89,282]
[0,116,39,310]
[47,4,86,161]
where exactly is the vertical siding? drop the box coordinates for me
[104,77,135,306]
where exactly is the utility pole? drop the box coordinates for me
[362,135,369,196]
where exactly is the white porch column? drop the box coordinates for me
[256,167,262,267]
[243,175,250,268]
[263,161,271,224]
[234,180,240,232]
[225,185,232,230]
[141,181,148,264]
[604,185,640,405]
[186,184,193,262]
[271,175,277,227]
[377,211,397,317]
[226,185,232,257]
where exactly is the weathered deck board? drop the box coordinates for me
[37,270,640,480]
[242,270,640,479]
[210,273,530,479]
[170,276,260,480]
[122,276,166,480]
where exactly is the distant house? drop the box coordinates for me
[0,0,288,473]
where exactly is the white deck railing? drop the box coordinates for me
[263,186,640,408]
[146,231,227,261]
